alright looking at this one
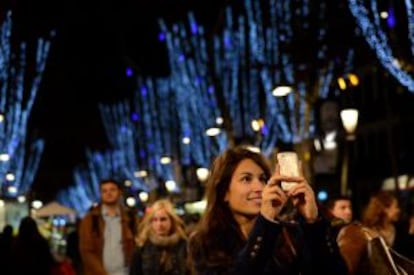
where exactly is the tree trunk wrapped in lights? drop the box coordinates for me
[0,11,51,198]
[58,0,356,211]
[159,0,353,156]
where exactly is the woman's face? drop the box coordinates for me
[385,199,400,223]
[224,158,267,219]
[151,209,172,236]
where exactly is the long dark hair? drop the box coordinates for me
[189,147,271,268]
[362,191,398,228]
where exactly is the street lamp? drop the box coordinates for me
[340,109,359,140]
[340,108,359,195]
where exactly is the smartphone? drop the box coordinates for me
[277,152,299,191]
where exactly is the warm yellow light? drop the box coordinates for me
[139,191,149,202]
[303,151,311,161]
[251,119,264,132]
[348,73,359,86]
[337,77,347,90]
[380,11,388,19]
[134,170,148,178]
[251,120,260,131]
[124,180,132,187]
[340,109,359,136]
[0,114,4,123]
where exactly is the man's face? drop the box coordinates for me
[331,199,353,223]
[100,182,122,206]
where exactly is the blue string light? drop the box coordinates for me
[161,13,227,164]
[405,0,414,56]
[386,7,396,29]
[348,0,414,92]
[0,11,51,198]
[159,0,350,156]
[59,0,357,208]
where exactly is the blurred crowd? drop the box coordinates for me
[0,147,413,275]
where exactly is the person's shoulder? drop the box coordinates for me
[80,205,101,223]
[337,222,367,250]
[338,221,376,241]
[330,217,347,228]
[118,206,135,220]
[339,221,361,231]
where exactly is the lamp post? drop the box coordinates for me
[340,109,359,195]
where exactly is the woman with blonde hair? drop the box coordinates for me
[129,199,189,275]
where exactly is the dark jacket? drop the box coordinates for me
[393,220,414,260]
[79,204,137,275]
[129,237,188,275]
[10,231,56,275]
[190,214,347,275]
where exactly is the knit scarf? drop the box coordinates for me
[148,232,182,272]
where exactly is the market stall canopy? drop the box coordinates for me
[35,201,76,217]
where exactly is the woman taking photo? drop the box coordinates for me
[129,199,189,275]
[189,147,346,275]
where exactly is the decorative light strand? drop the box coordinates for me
[0,11,51,197]
[405,0,414,56]
[60,0,358,207]
[348,0,414,92]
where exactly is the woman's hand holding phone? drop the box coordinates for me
[276,152,318,223]
[260,171,288,222]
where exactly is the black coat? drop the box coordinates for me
[191,214,348,275]
[129,238,188,275]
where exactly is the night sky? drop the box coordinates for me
[1,0,225,201]
[2,0,414,202]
